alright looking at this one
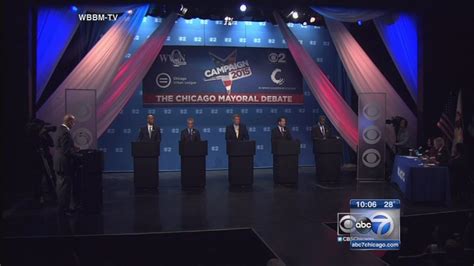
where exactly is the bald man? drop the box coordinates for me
[138,114,161,142]
[53,114,81,216]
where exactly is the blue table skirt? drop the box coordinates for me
[391,156,450,204]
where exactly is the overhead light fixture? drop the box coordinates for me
[224,16,234,25]
[291,11,299,19]
[179,4,188,15]
[71,5,78,12]
[240,4,247,12]
[303,21,307,26]
[309,16,316,23]
[357,20,363,26]
[127,9,133,14]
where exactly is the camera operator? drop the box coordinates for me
[394,118,410,155]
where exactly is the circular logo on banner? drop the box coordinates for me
[75,103,93,123]
[271,68,285,85]
[370,212,395,237]
[362,104,381,121]
[362,126,382,145]
[155,73,172,88]
[73,128,93,149]
[362,148,381,168]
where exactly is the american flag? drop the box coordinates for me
[436,90,457,142]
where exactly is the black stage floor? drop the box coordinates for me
[3,167,473,265]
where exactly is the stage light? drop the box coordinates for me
[179,4,188,15]
[71,6,78,12]
[291,11,299,19]
[127,9,133,14]
[309,16,316,23]
[303,21,307,26]
[357,20,363,26]
[240,4,247,12]
[224,16,234,25]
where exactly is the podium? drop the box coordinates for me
[131,142,160,189]
[78,149,104,213]
[226,141,256,186]
[313,138,342,182]
[179,141,208,189]
[272,140,300,184]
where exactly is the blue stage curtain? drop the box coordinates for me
[374,14,419,101]
[312,7,385,22]
[36,7,80,102]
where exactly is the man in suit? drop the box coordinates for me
[432,137,450,166]
[271,116,292,141]
[180,117,201,142]
[225,114,249,141]
[312,115,331,140]
[138,114,161,142]
[53,114,81,216]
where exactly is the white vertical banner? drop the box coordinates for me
[65,89,97,150]
[357,93,386,181]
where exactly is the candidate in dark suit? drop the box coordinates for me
[225,114,249,141]
[312,115,331,140]
[53,114,81,215]
[271,117,292,141]
[138,114,161,142]
[180,117,201,142]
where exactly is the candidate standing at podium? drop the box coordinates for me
[225,114,249,141]
[138,114,161,142]
[271,117,292,141]
[312,115,331,140]
[180,117,201,143]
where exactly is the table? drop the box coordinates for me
[391,156,450,204]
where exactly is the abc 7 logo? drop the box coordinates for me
[339,212,394,237]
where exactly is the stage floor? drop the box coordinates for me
[3,167,472,265]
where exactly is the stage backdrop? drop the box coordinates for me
[143,46,303,105]
[98,17,352,171]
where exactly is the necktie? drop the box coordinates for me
[235,127,239,139]
[148,126,152,138]
[280,127,284,136]
[321,126,325,137]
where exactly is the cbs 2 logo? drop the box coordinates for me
[268,53,287,63]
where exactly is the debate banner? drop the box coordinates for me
[142,46,303,105]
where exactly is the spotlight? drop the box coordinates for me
[179,4,188,15]
[240,4,247,12]
[291,11,299,19]
[357,20,363,26]
[303,21,307,26]
[224,16,234,25]
[71,5,78,12]
[309,16,316,23]
[127,9,133,14]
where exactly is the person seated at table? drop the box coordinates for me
[431,137,450,166]
[449,143,468,201]
[424,137,438,157]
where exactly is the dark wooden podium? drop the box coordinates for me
[179,140,208,189]
[272,140,301,184]
[313,138,342,183]
[78,149,104,213]
[226,141,256,186]
[131,142,160,189]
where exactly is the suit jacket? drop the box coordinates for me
[53,125,79,175]
[138,125,161,142]
[271,126,292,142]
[225,124,249,141]
[312,123,331,140]
[180,128,201,142]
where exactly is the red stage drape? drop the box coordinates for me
[97,13,178,136]
[273,11,358,151]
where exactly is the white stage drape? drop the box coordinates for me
[97,13,178,136]
[325,18,417,147]
[274,11,358,150]
[37,5,149,126]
